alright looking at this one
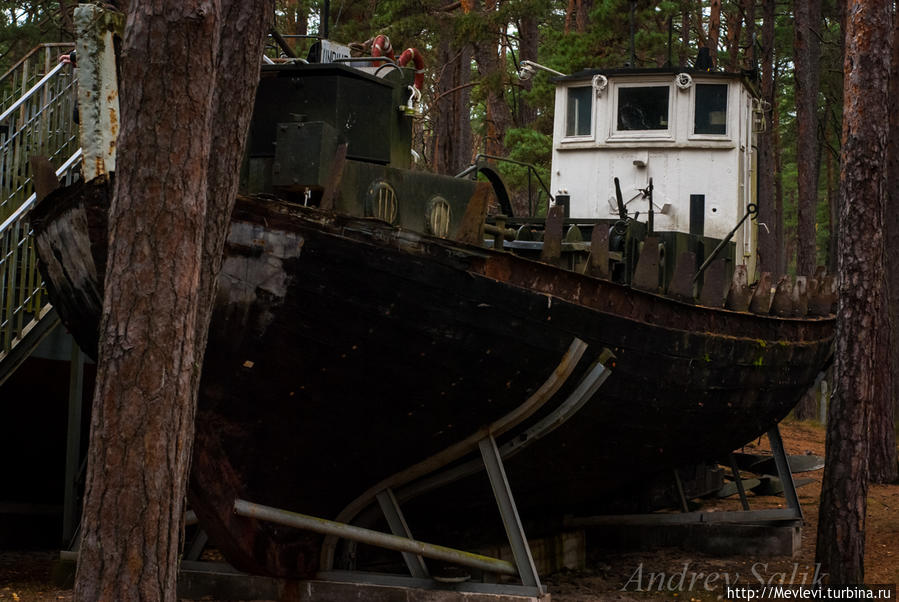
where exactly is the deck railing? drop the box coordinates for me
[0,148,82,365]
[1,43,79,223]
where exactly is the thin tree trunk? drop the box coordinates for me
[708,0,721,67]
[679,11,691,67]
[73,3,272,599]
[757,0,778,275]
[724,7,743,72]
[793,0,822,279]
[871,0,899,484]
[743,0,756,70]
[575,0,592,33]
[816,0,891,583]
[282,0,307,55]
[58,0,75,38]
[773,82,785,275]
[516,14,539,127]
[826,145,837,272]
[433,37,473,174]
[473,1,513,157]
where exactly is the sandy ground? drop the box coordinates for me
[2,420,897,601]
[545,419,899,601]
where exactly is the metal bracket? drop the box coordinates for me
[767,425,803,520]
[479,435,541,589]
[728,452,751,511]
[375,489,428,579]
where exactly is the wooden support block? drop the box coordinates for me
[29,156,61,202]
[320,143,348,211]
[808,274,836,317]
[749,272,773,315]
[770,274,794,316]
[454,183,492,246]
[792,276,808,317]
[540,204,564,265]
[632,236,661,293]
[725,265,751,312]
[667,251,696,302]
[699,258,728,308]
[828,275,838,314]
[588,225,610,279]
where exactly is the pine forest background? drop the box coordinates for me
[0,0,847,275]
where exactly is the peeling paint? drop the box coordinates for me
[74,4,120,181]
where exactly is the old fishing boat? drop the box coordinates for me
[30,30,834,582]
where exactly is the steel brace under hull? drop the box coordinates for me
[230,337,612,597]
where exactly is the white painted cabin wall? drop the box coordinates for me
[549,73,758,277]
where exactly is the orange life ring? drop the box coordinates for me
[398,48,424,90]
[371,34,395,66]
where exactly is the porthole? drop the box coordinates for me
[425,196,452,238]
[365,180,399,224]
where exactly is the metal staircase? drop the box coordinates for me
[0,43,82,385]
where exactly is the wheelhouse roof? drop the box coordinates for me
[554,67,760,95]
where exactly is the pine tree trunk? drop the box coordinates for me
[871,0,899,485]
[742,0,756,69]
[793,0,822,278]
[757,0,779,275]
[724,7,742,72]
[516,14,539,127]
[679,11,691,68]
[773,62,785,274]
[432,36,473,174]
[73,3,272,600]
[708,0,721,67]
[472,2,513,157]
[816,0,891,583]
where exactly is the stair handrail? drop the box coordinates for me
[1,43,73,112]
[0,61,67,125]
[0,147,82,361]
[0,53,78,222]
[0,147,82,233]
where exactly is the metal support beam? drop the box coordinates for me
[672,469,689,513]
[728,453,751,511]
[767,425,803,520]
[62,342,84,545]
[565,507,800,527]
[478,436,541,590]
[376,489,429,579]
[186,530,209,562]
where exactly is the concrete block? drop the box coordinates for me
[585,522,801,559]
[477,531,586,574]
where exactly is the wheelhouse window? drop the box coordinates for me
[694,83,728,135]
[566,86,593,137]
[616,86,669,131]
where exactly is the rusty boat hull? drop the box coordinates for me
[31,184,834,578]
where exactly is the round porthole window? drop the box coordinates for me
[425,196,452,238]
[365,180,399,224]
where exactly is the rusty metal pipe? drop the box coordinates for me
[234,498,518,576]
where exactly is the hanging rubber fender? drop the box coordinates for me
[371,34,395,65]
[476,164,514,217]
[397,48,425,90]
